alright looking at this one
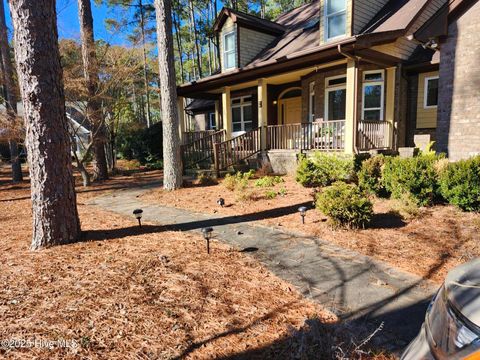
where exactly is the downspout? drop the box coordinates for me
[337,44,360,154]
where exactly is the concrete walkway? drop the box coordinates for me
[88,182,438,353]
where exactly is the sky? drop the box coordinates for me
[4,0,134,46]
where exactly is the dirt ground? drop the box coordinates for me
[0,164,393,359]
[142,175,480,284]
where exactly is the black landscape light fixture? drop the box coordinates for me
[217,197,225,207]
[201,227,213,254]
[298,206,307,224]
[133,209,143,227]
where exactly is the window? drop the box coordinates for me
[424,76,439,108]
[325,75,346,121]
[231,96,253,133]
[362,70,384,121]
[223,31,236,70]
[208,112,216,130]
[325,0,346,40]
[309,82,315,122]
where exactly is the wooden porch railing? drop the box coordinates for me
[357,120,391,151]
[267,120,345,151]
[214,127,262,173]
[182,130,216,145]
[181,129,226,169]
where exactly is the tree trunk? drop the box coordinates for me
[139,0,151,128]
[154,0,182,190]
[9,0,81,250]
[77,0,109,181]
[0,0,22,182]
[189,0,202,78]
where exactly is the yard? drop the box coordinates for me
[142,173,480,284]
[0,164,392,359]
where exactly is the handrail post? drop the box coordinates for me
[213,142,220,178]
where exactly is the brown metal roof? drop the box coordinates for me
[213,8,285,35]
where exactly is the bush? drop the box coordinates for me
[265,190,277,199]
[116,122,163,164]
[144,153,163,170]
[439,156,480,211]
[316,182,373,229]
[196,172,218,186]
[255,176,284,187]
[223,170,254,192]
[358,155,387,196]
[391,193,420,219]
[296,153,355,188]
[382,154,441,206]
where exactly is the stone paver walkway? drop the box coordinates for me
[89,182,438,353]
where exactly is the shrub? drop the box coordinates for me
[144,153,163,170]
[382,154,441,206]
[223,171,252,191]
[255,176,284,187]
[391,193,420,220]
[278,187,287,196]
[358,155,387,196]
[296,153,355,188]
[265,190,277,199]
[196,172,218,186]
[316,182,373,229]
[438,156,480,211]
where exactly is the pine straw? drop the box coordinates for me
[0,166,350,359]
[142,176,480,283]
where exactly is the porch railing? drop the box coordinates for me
[181,129,226,169]
[182,130,217,145]
[267,120,345,151]
[357,120,391,151]
[214,127,262,172]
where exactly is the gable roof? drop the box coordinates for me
[213,8,285,36]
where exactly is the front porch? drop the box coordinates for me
[179,58,398,173]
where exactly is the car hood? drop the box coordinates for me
[446,258,480,330]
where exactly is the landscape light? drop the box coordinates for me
[217,197,225,207]
[201,227,214,254]
[298,206,307,224]
[133,209,143,227]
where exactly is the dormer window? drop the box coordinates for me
[325,0,346,41]
[223,31,236,70]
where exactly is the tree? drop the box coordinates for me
[77,0,109,180]
[154,0,182,190]
[9,0,81,249]
[0,0,22,182]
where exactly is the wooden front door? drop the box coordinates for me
[280,97,302,124]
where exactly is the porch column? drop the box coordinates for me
[177,96,185,143]
[214,100,221,129]
[385,67,396,148]
[222,86,232,139]
[257,78,268,150]
[344,59,358,154]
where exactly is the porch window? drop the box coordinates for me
[424,76,439,108]
[223,31,236,70]
[325,0,346,40]
[208,112,216,130]
[362,70,384,121]
[325,75,346,121]
[309,82,315,122]
[231,96,252,132]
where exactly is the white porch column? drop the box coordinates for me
[222,86,232,139]
[177,96,185,143]
[344,59,358,154]
[214,100,220,130]
[257,78,268,150]
[385,67,396,148]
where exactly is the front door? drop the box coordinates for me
[280,97,302,124]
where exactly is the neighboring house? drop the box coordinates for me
[184,99,217,131]
[177,0,479,173]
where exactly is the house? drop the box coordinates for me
[177,0,478,174]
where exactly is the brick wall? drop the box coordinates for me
[437,1,480,160]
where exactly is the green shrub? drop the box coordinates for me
[296,153,355,188]
[144,153,163,170]
[391,193,420,220]
[382,154,441,206]
[197,172,218,186]
[278,187,287,196]
[223,170,254,192]
[354,153,371,172]
[265,190,277,199]
[358,155,387,196]
[255,175,284,187]
[439,156,480,211]
[316,182,373,229]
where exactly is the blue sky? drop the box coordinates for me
[4,0,133,45]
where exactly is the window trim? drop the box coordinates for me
[324,74,347,121]
[309,82,315,122]
[324,0,347,41]
[208,112,216,130]
[223,30,236,70]
[361,70,385,121]
[231,95,253,133]
[424,75,439,109]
